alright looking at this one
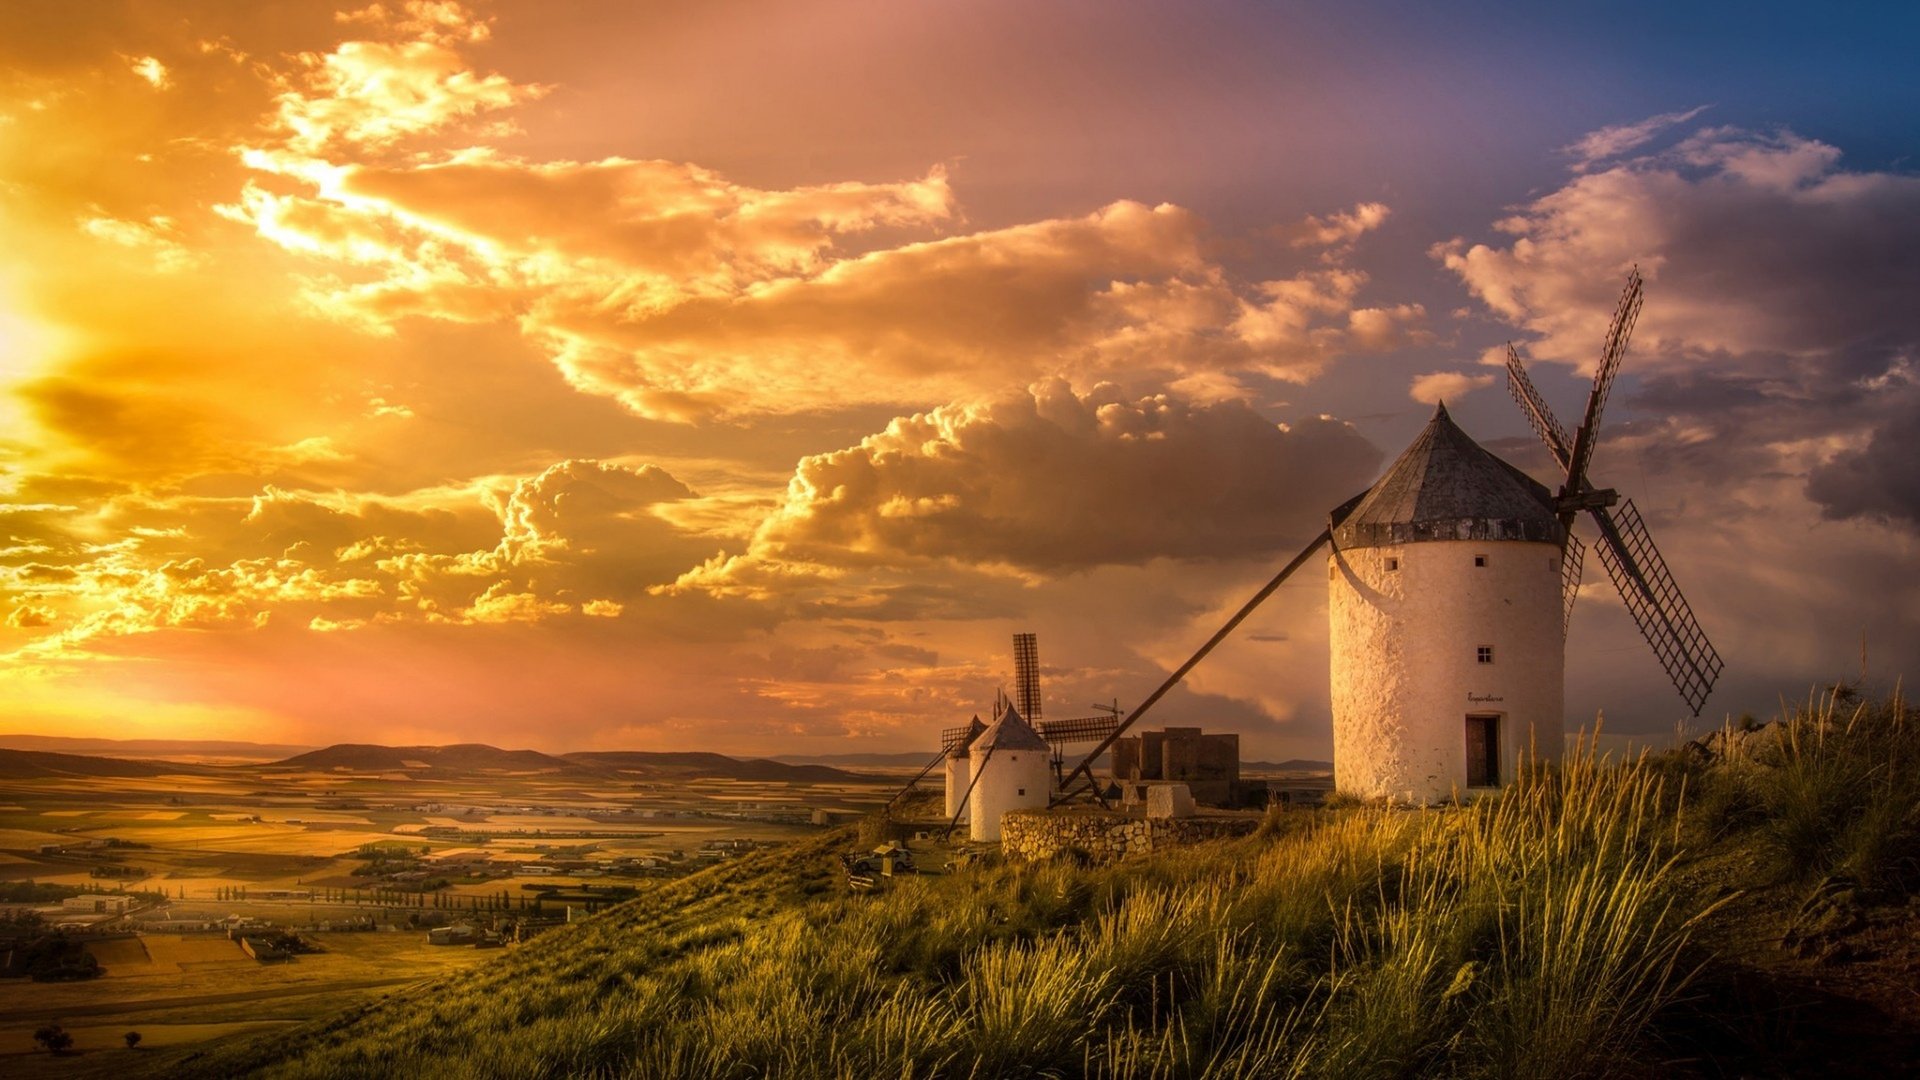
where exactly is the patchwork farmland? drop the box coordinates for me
[0,743,897,1071]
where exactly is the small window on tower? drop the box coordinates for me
[1474,554,1488,568]
[1385,557,1400,571]
[1017,788,1026,796]
[1329,564,1337,581]
[1477,645,1494,664]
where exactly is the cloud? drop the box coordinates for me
[673,379,1380,602]
[125,55,169,89]
[0,459,721,658]
[220,16,1421,422]
[462,581,570,624]
[1805,383,1920,526]
[1437,123,1920,531]
[239,167,1412,419]
[1561,106,1708,171]
[338,155,957,280]
[77,213,201,272]
[1345,304,1430,351]
[1439,127,1920,372]
[1279,201,1391,258]
[1408,370,1494,404]
[270,3,541,155]
[7,605,54,628]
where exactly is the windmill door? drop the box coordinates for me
[1465,714,1501,787]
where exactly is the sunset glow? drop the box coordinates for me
[0,1,1914,757]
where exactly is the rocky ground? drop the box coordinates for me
[1666,835,1920,1076]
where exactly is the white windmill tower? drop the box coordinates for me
[1325,401,1570,802]
[942,715,985,819]
[965,702,1051,841]
[1053,270,1723,806]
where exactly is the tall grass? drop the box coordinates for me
[191,737,1734,1080]
[1689,684,1919,892]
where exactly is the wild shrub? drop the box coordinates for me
[1738,685,1920,892]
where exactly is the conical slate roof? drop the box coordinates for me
[973,703,1049,753]
[947,716,987,759]
[1331,403,1562,549]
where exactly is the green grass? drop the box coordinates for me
[156,687,1918,1080]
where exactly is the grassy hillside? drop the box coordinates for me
[155,686,1915,1079]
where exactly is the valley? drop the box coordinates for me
[0,742,899,1071]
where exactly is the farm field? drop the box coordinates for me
[0,928,492,1074]
[0,751,901,1070]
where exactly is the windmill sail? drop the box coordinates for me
[1013,632,1043,724]
[1589,499,1723,715]
[1504,270,1722,715]
[1562,269,1643,509]
[1506,344,1572,466]
[1560,531,1585,636]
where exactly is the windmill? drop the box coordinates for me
[1047,270,1723,807]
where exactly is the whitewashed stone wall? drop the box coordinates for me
[943,754,970,820]
[968,749,1051,842]
[1328,539,1564,804]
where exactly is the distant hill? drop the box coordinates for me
[0,747,211,780]
[769,751,940,768]
[0,734,315,761]
[269,743,878,784]
[562,751,874,784]
[273,743,576,773]
[1244,759,1334,773]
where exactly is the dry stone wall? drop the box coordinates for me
[999,810,1258,862]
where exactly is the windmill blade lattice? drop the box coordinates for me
[1563,270,1644,498]
[1560,531,1585,636]
[1589,499,1723,715]
[1506,343,1572,467]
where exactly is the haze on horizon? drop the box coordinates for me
[0,0,1914,760]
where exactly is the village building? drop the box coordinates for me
[60,895,130,915]
[1109,726,1240,805]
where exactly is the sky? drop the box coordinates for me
[0,0,1914,758]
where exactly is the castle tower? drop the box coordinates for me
[1328,404,1566,804]
[967,704,1051,841]
[943,715,986,819]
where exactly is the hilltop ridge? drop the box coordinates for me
[268,742,877,783]
[563,750,868,783]
[0,734,315,761]
[273,742,574,773]
[0,747,214,780]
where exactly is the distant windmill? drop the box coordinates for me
[1050,270,1723,806]
[1012,632,1043,726]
